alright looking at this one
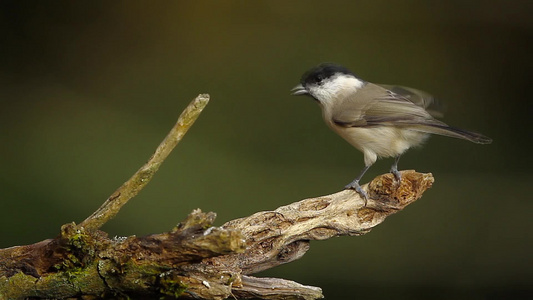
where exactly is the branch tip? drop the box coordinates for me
[79,94,210,231]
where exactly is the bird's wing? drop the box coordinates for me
[376,84,444,118]
[332,83,442,127]
[332,83,492,144]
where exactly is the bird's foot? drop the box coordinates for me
[390,168,402,183]
[345,179,368,205]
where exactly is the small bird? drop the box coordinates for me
[292,63,492,200]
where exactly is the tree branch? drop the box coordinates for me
[79,94,210,231]
[0,93,434,299]
[0,171,432,299]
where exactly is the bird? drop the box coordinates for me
[291,63,492,201]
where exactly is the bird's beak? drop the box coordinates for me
[291,84,308,96]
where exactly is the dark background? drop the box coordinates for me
[1,1,531,299]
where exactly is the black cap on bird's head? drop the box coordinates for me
[291,63,358,96]
[301,63,356,86]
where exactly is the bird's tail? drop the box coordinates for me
[411,123,492,144]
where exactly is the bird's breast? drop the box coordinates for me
[327,122,430,159]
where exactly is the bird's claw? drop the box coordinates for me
[391,169,402,182]
[345,180,368,205]
[390,156,402,183]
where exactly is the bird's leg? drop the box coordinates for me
[390,155,402,182]
[345,165,371,203]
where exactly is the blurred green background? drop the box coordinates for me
[1,1,531,299]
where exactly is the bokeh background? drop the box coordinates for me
[1,1,531,299]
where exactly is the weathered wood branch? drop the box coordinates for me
[0,93,435,299]
[80,94,210,231]
[0,171,433,299]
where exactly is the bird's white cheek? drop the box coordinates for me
[308,85,333,103]
[311,76,365,106]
